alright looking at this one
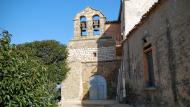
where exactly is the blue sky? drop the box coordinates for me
[0,0,120,45]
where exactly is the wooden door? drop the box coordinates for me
[89,75,107,100]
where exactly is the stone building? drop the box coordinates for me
[61,0,190,107]
[61,7,121,102]
[118,0,190,107]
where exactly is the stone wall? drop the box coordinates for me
[68,47,115,62]
[63,37,119,100]
[61,61,83,100]
[68,38,116,62]
[82,60,120,100]
[62,7,121,102]
[105,23,121,45]
[121,0,190,107]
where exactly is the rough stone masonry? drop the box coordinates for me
[61,7,121,102]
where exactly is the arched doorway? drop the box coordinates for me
[89,75,107,100]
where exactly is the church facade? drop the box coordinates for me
[61,7,121,101]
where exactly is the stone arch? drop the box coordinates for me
[80,16,87,36]
[74,7,104,20]
[80,16,87,22]
[73,7,106,39]
[92,15,100,36]
[89,75,107,100]
[93,14,100,20]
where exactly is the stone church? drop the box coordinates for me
[61,0,190,107]
[61,7,121,101]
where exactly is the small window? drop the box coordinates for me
[144,44,155,87]
[93,52,97,57]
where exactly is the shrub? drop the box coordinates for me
[0,31,65,107]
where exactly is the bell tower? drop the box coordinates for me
[73,7,106,39]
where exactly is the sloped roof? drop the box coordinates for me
[74,6,105,20]
[106,20,120,24]
[122,0,166,43]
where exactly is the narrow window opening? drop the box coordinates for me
[80,16,87,36]
[144,45,155,88]
[93,15,100,36]
[93,52,97,57]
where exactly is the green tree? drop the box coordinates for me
[17,40,69,84]
[0,31,68,106]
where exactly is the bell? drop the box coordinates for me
[93,20,99,26]
[93,24,99,29]
[80,22,86,28]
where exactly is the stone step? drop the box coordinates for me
[81,100,117,105]
[59,100,133,107]
[111,104,133,107]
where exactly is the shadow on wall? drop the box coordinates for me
[80,22,121,106]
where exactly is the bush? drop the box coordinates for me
[0,31,68,107]
[17,40,69,84]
